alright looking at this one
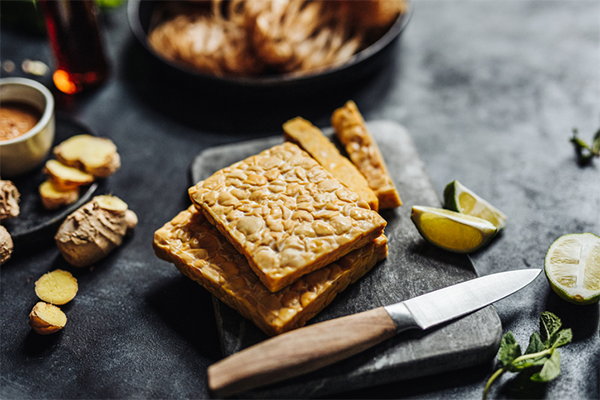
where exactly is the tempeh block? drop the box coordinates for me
[283,117,379,211]
[153,206,388,336]
[331,100,402,209]
[189,142,387,292]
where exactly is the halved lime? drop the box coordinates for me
[410,206,498,253]
[443,180,507,230]
[545,232,600,305]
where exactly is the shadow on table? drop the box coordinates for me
[325,359,493,399]
[544,290,599,341]
[145,275,221,361]
[120,36,403,136]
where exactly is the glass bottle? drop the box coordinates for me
[38,0,109,94]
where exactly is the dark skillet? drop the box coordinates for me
[127,0,413,98]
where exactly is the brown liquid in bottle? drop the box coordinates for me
[39,0,109,94]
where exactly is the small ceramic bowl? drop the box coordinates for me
[0,78,55,178]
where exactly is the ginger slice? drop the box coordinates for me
[55,195,138,267]
[29,302,67,335]
[93,194,128,212]
[34,269,78,305]
[0,180,20,220]
[0,225,13,265]
[39,180,79,210]
[44,159,94,190]
[53,134,121,178]
[283,116,379,211]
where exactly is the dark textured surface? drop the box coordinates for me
[191,123,503,398]
[1,1,598,399]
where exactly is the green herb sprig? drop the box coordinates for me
[570,128,600,165]
[482,311,572,400]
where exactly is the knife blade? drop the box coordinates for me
[208,268,541,397]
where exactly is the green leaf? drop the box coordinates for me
[508,356,547,372]
[525,332,545,354]
[498,331,521,367]
[592,129,600,156]
[570,135,590,152]
[506,333,547,372]
[540,312,562,347]
[531,350,561,382]
[484,312,571,399]
[551,328,573,349]
[570,127,600,164]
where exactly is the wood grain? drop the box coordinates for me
[208,307,397,398]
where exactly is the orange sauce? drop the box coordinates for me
[0,102,42,141]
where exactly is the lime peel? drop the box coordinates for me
[545,232,600,305]
[443,180,507,230]
[410,205,498,253]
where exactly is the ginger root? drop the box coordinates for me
[55,195,137,267]
[0,180,20,220]
[0,225,13,265]
[44,159,94,190]
[53,134,120,178]
[39,181,79,210]
[29,302,67,335]
[35,269,78,305]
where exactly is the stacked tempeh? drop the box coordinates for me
[153,102,400,336]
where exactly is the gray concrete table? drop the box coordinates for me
[1,1,598,399]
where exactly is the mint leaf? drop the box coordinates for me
[592,129,600,155]
[570,135,590,152]
[498,331,521,366]
[571,127,600,165]
[508,333,548,372]
[483,312,572,399]
[551,328,573,349]
[531,350,561,382]
[509,355,548,372]
[540,312,562,347]
[525,332,545,354]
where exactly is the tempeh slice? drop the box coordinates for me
[153,206,388,336]
[331,100,402,209]
[283,117,379,211]
[189,142,387,292]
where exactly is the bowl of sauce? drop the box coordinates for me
[0,78,55,177]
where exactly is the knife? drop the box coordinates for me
[208,268,541,397]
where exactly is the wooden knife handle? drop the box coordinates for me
[207,307,397,398]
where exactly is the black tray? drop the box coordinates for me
[2,114,100,243]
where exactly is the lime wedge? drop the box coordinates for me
[443,180,507,230]
[545,232,600,305]
[411,205,498,253]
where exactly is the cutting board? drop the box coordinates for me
[190,120,502,398]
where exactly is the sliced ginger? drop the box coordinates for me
[35,269,78,305]
[54,134,121,178]
[55,195,138,267]
[39,180,79,210]
[94,194,128,212]
[0,225,13,265]
[44,159,94,190]
[0,180,20,220]
[29,302,67,335]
